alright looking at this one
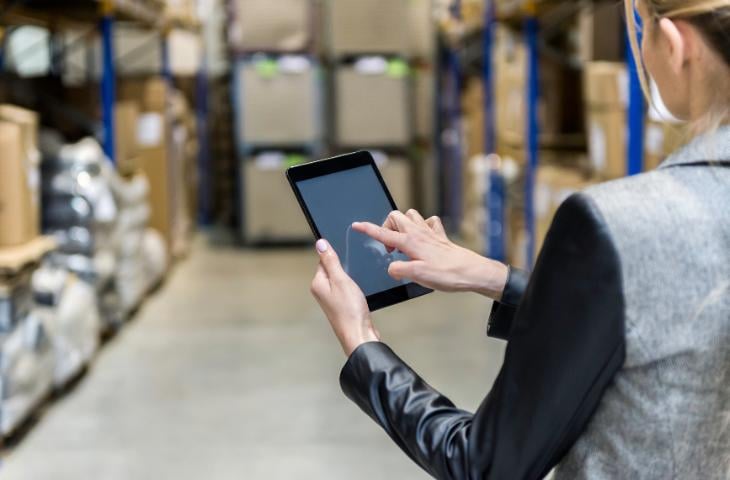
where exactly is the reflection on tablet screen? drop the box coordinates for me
[343,224,409,294]
[296,164,409,296]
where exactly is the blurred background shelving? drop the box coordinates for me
[0,0,689,450]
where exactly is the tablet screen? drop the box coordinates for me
[296,164,410,296]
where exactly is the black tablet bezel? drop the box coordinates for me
[286,151,432,311]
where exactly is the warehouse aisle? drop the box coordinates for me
[1,238,505,480]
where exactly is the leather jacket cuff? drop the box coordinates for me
[487,267,529,341]
[339,342,401,410]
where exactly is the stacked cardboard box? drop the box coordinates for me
[119,76,194,254]
[0,106,41,248]
[645,120,687,171]
[334,61,411,147]
[235,57,321,146]
[115,101,141,177]
[241,153,311,242]
[328,0,409,57]
[229,0,314,53]
[584,62,628,179]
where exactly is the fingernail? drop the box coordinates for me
[316,239,328,253]
[352,222,360,227]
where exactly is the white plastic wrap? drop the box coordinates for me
[32,266,101,387]
[115,256,148,314]
[48,279,100,386]
[109,172,150,209]
[0,312,55,435]
[142,228,168,287]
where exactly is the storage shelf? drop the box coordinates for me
[0,0,199,31]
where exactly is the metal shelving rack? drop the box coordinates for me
[480,0,541,266]
[437,0,464,233]
[481,0,646,268]
[482,0,505,262]
[0,0,210,222]
[523,5,540,268]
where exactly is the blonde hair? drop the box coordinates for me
[625,0,730,130]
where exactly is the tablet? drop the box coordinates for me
[286,151,432,311]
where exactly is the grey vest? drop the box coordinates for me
[555,127,730,479]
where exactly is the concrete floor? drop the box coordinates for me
[1,239,506,479]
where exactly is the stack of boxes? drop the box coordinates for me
[329,0,433,213]
[230,0,318,243]
[118,76,197,258]
[230,0,436,243]
[584,61,630,179]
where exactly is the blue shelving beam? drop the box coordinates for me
[442,0,463,233]
[524,13,540,268]
[100,14,117,164]
[160,32,172,85]
[483,0,505,261]
[626,10,644,176]
[196,52,212,225]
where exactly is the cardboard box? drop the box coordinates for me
[138,144,173,248]
[235,58,321,146]
[535,165,595,249]
[0,105,40,244]
[645,120,688,171]
[578,2,625,62]
[0,122,37,247]
[115,101,141,175]
[408,0,436,60]
[329,0,409,57]
[241,159,311,242]
[335,65,411,146]
[462,78,485,158]
[584,62,628,178]
[414,66,435,140]
[493,26,526,145]
[119,77,167,113]
[376,156,412,210]
[229,0,314,52]
[587,109,626,178]
[584,62,628,109]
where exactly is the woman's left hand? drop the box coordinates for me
[311,239,380,357]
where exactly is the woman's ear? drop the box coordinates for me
[657,17,687,74]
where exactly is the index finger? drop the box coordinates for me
[352,221,407,251]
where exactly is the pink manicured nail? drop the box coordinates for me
[316,239,328,253]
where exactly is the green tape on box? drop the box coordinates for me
[255,59,279,79]
[387,59,410,78]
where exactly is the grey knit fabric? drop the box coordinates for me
[554,127,730,479]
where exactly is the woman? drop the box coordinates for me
[310,0,729,477]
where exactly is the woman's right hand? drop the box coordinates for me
[352,210,509,300]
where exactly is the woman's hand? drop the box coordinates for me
[352,210,509,300]
[311,239,380,357]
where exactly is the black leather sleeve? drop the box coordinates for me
[486,267,529,340]
[339,193,626,480]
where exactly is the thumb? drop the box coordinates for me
[315,239,345,279]
[388,260,420,281]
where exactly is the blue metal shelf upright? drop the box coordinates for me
[626,9,645,176]
[482,0,505,261]
[437,0,464,233]
[523,7,540,268]
[100,4,117,164]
